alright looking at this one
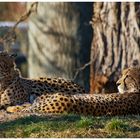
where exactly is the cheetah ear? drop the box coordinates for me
[9,53,17,59]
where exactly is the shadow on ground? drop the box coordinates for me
[0,114,81,131]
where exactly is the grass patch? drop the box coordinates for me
[76,116,94,128]
[105,118,129,132]
[1,114,140,138]
[0,114,82,138]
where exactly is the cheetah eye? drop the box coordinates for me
[9,53,17,58]
[126,75,136,83]
[124,75,129,85]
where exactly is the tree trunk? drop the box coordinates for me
[90,2,140,94]
[28,2,92,90]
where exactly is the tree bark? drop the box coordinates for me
[90,2,140,94]
[28,2,92,90]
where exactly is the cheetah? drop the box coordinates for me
[0,51,86,109]
[7,67,140,116]
[116,67,140,94]
[7,92,140,116]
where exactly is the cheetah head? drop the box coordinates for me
[0,51,17,79]
[116,67,140,94]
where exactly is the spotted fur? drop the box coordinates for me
[4,52,140,116]
[7,92,140,116]
[0,51,86,109]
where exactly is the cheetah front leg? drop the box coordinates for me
[6,102,32,113]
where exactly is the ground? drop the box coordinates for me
[0,110,140,138]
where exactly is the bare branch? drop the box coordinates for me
[1,2,38,51]
[72,60,92,81]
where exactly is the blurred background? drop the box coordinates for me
[0,2,139,93]
[0,2,27,76]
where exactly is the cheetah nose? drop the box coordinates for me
[116,81,120,86]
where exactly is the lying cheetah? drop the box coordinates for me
[7,67,140,116]
[7,92,140,116]
[0,51,86,109]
